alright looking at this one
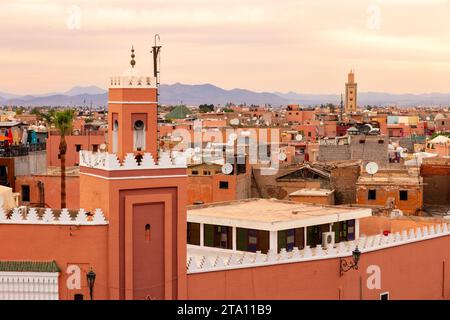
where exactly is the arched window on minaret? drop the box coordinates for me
[112,120,119,153]
[133,120,146,151]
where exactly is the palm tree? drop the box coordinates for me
[42,109,75,208]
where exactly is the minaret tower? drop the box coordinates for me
[108,46,158,160]
[345,70,357,113]
[79,45,187,300]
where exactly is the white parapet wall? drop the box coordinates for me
[187,222,450,274]
[79,150,187,171]
[0,207,108,225]
[109,75,157,89]
[0,272,59,300]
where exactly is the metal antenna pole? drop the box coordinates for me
[151,34,162,153]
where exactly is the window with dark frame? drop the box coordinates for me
[368,189,377,200]
[145,224,151,242]
[380,292,389,300]
[75,144,82,152]
[399,190,408,201]
[21,185,30,202]
[219,181,229,189]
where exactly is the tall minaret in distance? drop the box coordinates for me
[345,70,357,113]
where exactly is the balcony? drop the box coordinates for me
[0,143,46,157]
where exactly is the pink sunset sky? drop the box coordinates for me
[1,0,450,95]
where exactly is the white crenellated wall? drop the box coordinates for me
[79,150,187,171]
[0,272,59,300]
[109,75,157,89]
[187,222,450,274]
[0,207,108,225]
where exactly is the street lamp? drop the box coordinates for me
[86,267,96,300]
[340,246,361,277]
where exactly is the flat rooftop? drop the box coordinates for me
[357,171,423,186]
[289,188,334,197]
[188,198,371,231]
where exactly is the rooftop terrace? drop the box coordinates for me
[188,198,371,231]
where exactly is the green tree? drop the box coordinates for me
[198,104,214,113]
[42,109,75,209]
[15,107,25,115]
[30,107,41,116]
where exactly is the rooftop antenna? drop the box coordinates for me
[151,35,161,87]
[340,93,344,122]
[151,34,162,152]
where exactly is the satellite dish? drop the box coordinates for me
[221,163,233,175]
[230,118,240,126]
[278,152,287,161]
[241,131,251,137]
[365,162,379,175]
[99,144,107,151]
[295,134,303,141]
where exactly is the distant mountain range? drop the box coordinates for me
[1,83,450,107]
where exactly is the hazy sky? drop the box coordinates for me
[1,0,450,95]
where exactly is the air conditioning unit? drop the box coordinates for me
[322,232,335,248]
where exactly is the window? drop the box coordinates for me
[237,228,269,254]
[92,144,99,152]
[203,170,211,176]
[204,224,232,249]
[191,170,199,175]
[187,222,200,245]
[75,144,82,152]
[145,224,151,242]
[236,156,246,174]
[368,189,377,200]
[278,228,304,252]
[399,190,408,201]
[359,139,365,144]
[21,185,30,202]
[378,140,384,144]
[308,132,312,137]
[380,292,389,300]
[133,120,146,151]
[219,181,229,189]
[112,120,119,153]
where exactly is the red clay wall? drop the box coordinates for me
[186,234,450,300]
[15,175,80,209]
[47,135,106,167]
[359,216,445,236]
[0,224,108,300]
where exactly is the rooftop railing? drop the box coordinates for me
[0,143,46,157]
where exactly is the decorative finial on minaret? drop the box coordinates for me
[130,46,136,68]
